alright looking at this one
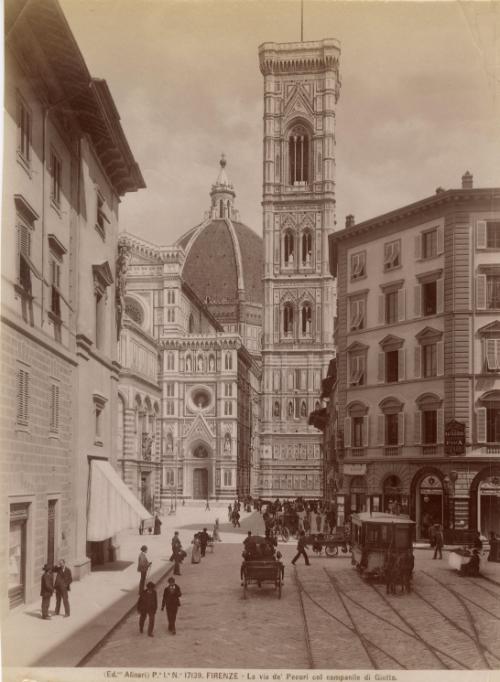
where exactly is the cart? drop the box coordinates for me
[241,560,283,599]
[303,531,350,557]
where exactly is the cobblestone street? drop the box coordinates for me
[84,514,500,670]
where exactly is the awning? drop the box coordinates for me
[87,459,152,542]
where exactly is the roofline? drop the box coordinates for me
[8,0,145,196]
[181,280,224,333]
[330,187,500,244]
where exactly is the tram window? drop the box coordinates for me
[394,527,408,548]
[366,526,380,543]
[380,525,389,542]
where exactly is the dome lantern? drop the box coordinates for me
[210,154,239,220]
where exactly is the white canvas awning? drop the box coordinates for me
[87,459,152,542]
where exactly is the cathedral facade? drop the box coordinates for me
[258,40,340,498]
[118,159,262,507]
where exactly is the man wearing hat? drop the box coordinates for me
[199,527,210,557]
[161,576,182,634]
[137,545,152,594]
[40,564,54,619]
[432,523,444,560]
[137,581,158,636]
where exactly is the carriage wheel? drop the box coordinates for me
[281,527,290,542]
[325,544,339,558]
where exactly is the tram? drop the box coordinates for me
[351,512,416,579]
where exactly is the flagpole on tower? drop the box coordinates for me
[300,0,304,42]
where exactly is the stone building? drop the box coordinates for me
[325,174,500,540]
[2,0,144,613]
[258,40,340,498]
[118,158,262,505]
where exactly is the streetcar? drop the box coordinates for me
[351,512,415,579]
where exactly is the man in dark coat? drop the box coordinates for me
[432,524,444,560]
[54,559,72,616]
[171,532,182,575]
[137,545,151,594]
[154,513,162,535]
[161,576,182,634]
[291,530,310,566]
[40,564,54,619]
[138,581,158,636]
[199,528,210,557]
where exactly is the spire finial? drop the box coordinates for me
[220,153,227,169]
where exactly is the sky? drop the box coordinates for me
[59,0,500,246]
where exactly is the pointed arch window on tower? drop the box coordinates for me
[283,231,295,267]
[219,199,224,218]
[283,303,294,337]
[289,125,309,185]
[302,230,313,267]
[301,303,312,336]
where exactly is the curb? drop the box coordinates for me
[75,555,186,667]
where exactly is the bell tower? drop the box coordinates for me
[258,39,341,498]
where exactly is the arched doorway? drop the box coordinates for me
[469,466,500,534]
[382,475,408,514]
[478,476,500,535]
[193,469,208,499]
[416,474,443,540]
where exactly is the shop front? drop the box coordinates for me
[470,465,500,536]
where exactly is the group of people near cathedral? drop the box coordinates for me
[261,497,337,537]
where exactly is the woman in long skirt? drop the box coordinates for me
[191,534,202,563]
[213,518,221,542]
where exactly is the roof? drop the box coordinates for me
[352,512,416,525]
[177,219,263,309]
[6,0,145,196]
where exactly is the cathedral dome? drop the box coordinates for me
[176,157,263,325]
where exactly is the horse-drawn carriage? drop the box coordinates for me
[240,535,284,598]
[351,512,415,580]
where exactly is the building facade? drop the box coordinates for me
[118,160,262,505]
[2,0,144,613]
[258,40,340,498]
[327,174,500,540]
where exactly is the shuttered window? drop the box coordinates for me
[485,339,500,371]
[16,369,29,426]
[49,384,60,433]
[17,96,31,163]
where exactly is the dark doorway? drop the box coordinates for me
[193,468,208,499]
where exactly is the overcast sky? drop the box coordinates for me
[59,0,500,245]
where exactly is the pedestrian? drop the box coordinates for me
[432,523,444,559]
[399,550,414,593]
[138,545,152,593]
[291,530,310,566]
[161,576,182,635]
[171,532,182,575]
[138,581,157,636]
[154,513,162,535]
[213,518,221,542]
[488,531,498,561]
[315,511,322,532]
[228,503,232,522]
[54,558,72,617]
[232,510,240,528]
[191,534,201,564]
[461,549,481,577]
[205,498,210,511]
[40,564,54,619]
[199,527,210,557]
[385,551,398,594]
[473,530,483,551]
[139,520,145,535]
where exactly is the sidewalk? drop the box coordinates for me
[2,504,257,668]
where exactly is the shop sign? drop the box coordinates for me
[444,420,466,455]
[343,463,367,476]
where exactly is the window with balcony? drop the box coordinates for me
[414,393,444,454]
[383,239,401,272]
[344,401,369,455]
[415,270,444,317]
[350,251,366,281]
[477,272,500,310]
[378,335,405,384]
[377,397,405,454]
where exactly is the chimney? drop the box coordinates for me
[462,171,473,189]
[345,214,355,229]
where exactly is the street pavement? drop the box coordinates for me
[3,503,500,671]
[85,518,500,671]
